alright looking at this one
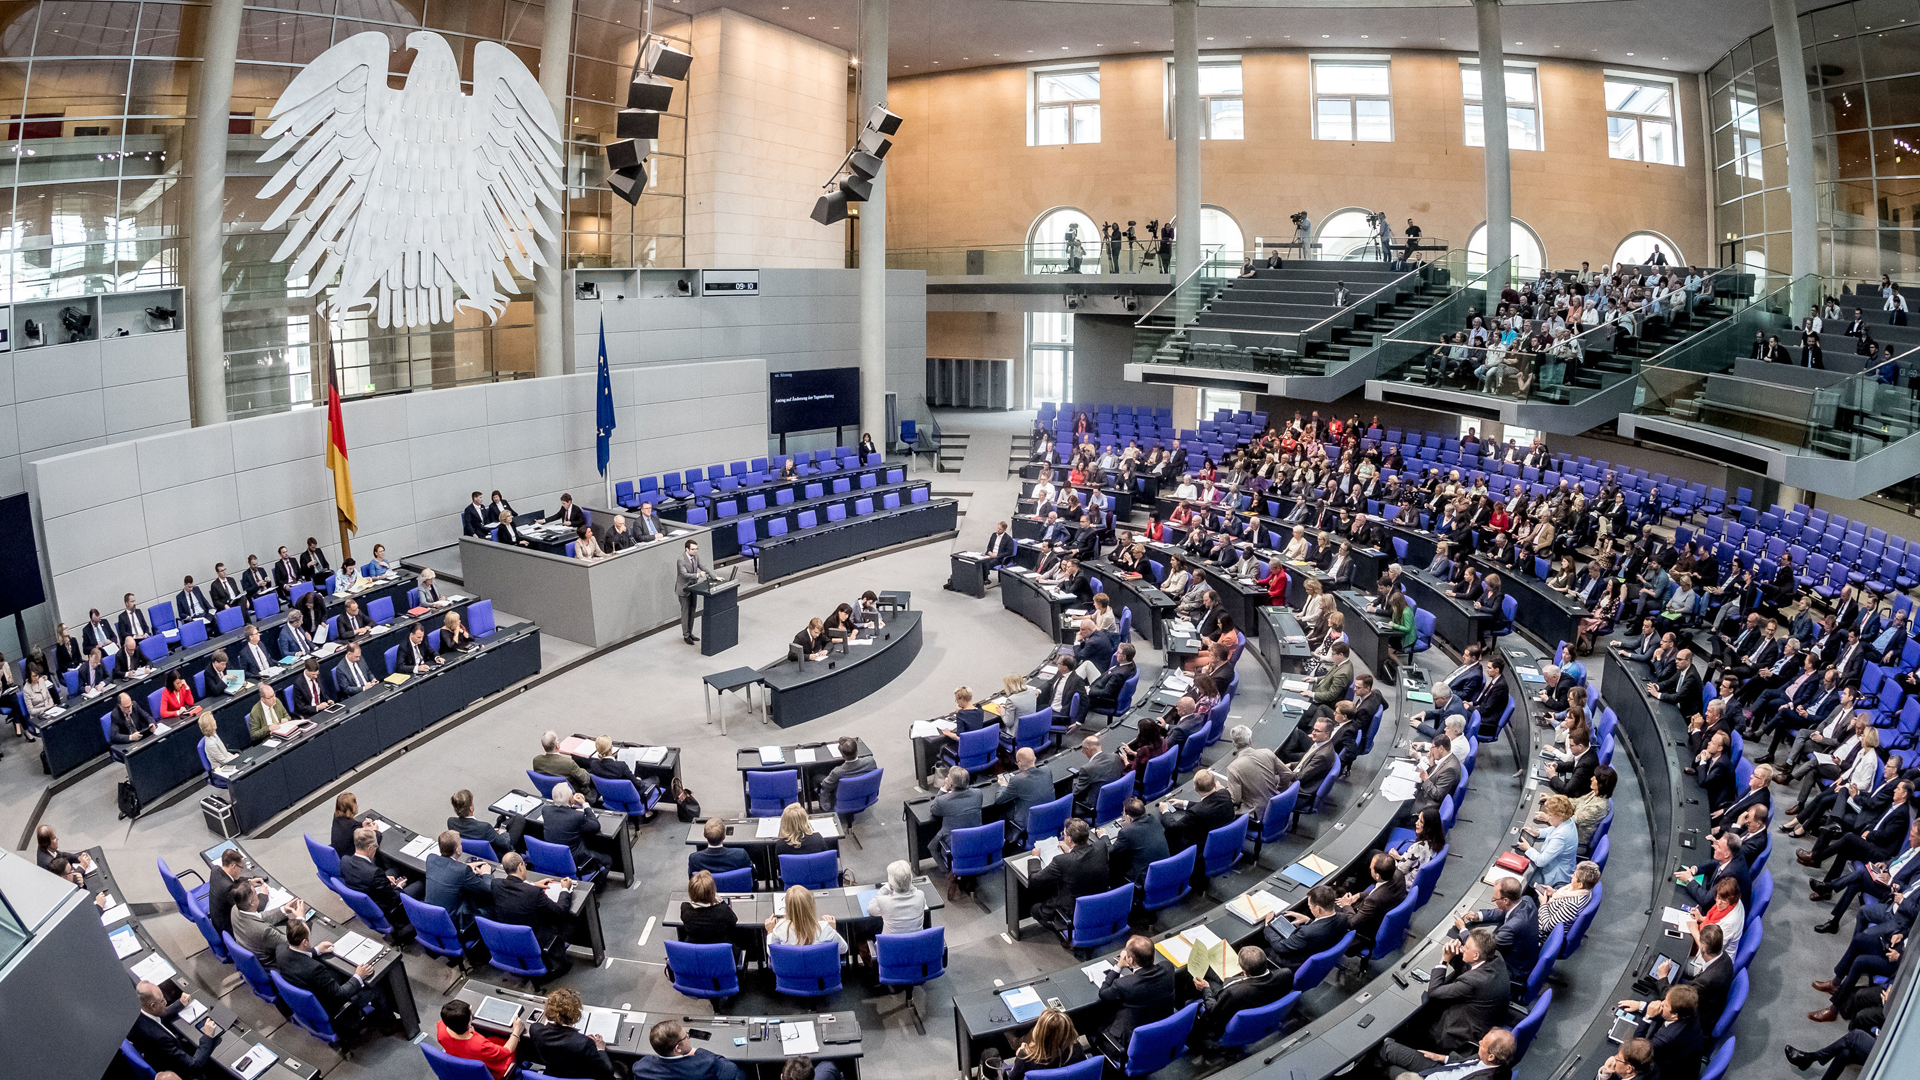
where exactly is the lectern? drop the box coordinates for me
[694,579,739,656]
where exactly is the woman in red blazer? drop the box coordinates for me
[160,671,199,720]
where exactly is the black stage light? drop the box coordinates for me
[617,109,662,140]
[607,164,647,205]
[811,191,850,225]
[605,138,647,172]
[847,151,883,180]
[627,76,674,112]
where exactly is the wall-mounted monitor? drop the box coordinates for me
[769,367,860,435]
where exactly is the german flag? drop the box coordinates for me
[325,353,356,532]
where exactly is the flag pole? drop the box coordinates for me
[600,298,613,510]
[329,349,354,562]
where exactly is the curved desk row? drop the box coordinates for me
[999,566,1080,644]
[756,612,923,728]
[674,478,935,562]
[39,571,420,776]
[1019,478,1135,521]
[122,596,485,812]
[86,846,326,1080]
[755,499,959,582]
[1142,540,1271,641]
[223,619,542,832]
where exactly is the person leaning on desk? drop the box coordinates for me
[793,618,829,661]
[633,1018,745,1080]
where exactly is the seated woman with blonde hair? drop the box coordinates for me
[765,885,848,954]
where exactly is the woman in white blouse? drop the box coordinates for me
[1280,526,1312,562]
[21,668,59,720]
[198,712,236,768]
[765,885,848,955]
[865,861,929,935]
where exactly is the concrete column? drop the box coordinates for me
[535,0,574,378]
[186,0,244,426]
[1171,0,1202,280]
[1474,0,1510,313]
[858,0,889,443]
[1771,0,1818,293]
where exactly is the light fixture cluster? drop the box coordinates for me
[810,102,902,225]
[605,36,693,206]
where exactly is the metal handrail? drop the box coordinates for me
[1142,255,1451,348]
[1134,245,1226,328]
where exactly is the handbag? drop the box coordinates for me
[671,778,701,823]
[1495,851,1531,874]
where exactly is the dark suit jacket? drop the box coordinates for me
[1108,813,1170,884]
[236,639,275,678]
[993,766,1058,832]
[452,814,514,856]
[1679,952,1735,1035]
[1090,663,1137,707]
[241,566,273,597]
[1474,894,1539,977]
[1549,747,1598,798]
[1425,954,1512,1053]
[273,944,362,1014]
[542,803,603,866]
[1266,911,1350,964]
[1697,753,1736,811]
[687,845,754,876]
[1346,872,1409,943]
[1164,789,1235,849]
[291,672,329,717]
[463,503,492,537]
[1644,1012,1705,1080]
[116,607,153,642]
[175,586,213,621]
[1032,837,1111,927]
[1072,750,1127,812]
[339,852,404,919]
[81,620,115,653]
[128,1007,217,1077]
[675,903,739,947]
[1098,957,1177,1046]
[526,1021,616,1080]
[1294,741,1338,796]
[1197,966,1293,1039]
[424,853,493,920]
[210,576,244,610]
[399,637,437,669]
[490,874,573,949]
[109,702,154,744]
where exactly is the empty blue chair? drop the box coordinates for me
[272,972,344,1045]
[747,769,800,817]
[1217,990,1301,1052]
[423,1045,496,1080]
[1521,924,1565,1006]
[875,927,947,1034]
[598,776,660,821]
[400,894,467,967]
[1253,782,1300,855]
[179,620,208,648]
[525,770,564,799]
[779,851,840,891]
[1024,794,1073,847]
[1005,708,1052,755]
[710,866,754,893]
[949,820,1005,883]
[1141,847,1197,915]
[1512,987,1552,1062]
[1356,890,1419,970]
[139,635,168,663]
[830,766,884,832]
[769,941,843,999]
[1108,1001,1200,1077]
[475,916,549,982]
[1293,929,1356,991]
[368,596,394,623]
[304,834,342,882]
[157,855,210,911]
[1094,773,1134,826]
[1733,912,1763,971]
[252,595,279,620]
[225,931,280,1009]
[1067,883,1134,955]
[1201,814,1250,880]
[1412,842,1449,908]
[334,879,396,937]
[525,835,592,882]
[119,1040,156,1080]
[460,837,495,861]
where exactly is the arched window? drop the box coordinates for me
[1613,231,1683,268]
[1314,208,1378,260]
[1467,219,1547,280]
[1201,205,1244,269]
[1027,207,1098,274]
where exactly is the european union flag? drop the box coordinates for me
[595,313,615,476]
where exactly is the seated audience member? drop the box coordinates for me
[436,999,523,1080]
[235,625,275,679]
[1619,922,1734,1039]
[677,870,739,946]
[527,988,616,1080]
[1030,818,1111,933]
[688,817,753,876]
[274,918,386,1037]
[423,830,493,928]
[532,729,598,802]
[1519,794,1579,887]
[1096,934,1177,1056]
[340,825,422,939]
[1452,876,1539,982]
[127,980,220,1077]
[109,690,155,749]
[442,611,474,649]
[1190,945,1293,1055]
[490,852,576,976]
[1538,860,1605,941]
[818,736,878,818]
[542,781,605,878]
[981,1006,1083,1080]
[230,877,302,969]
[764,884,848,954]
[334,642,375,695]
[866,859,930,935]
[1264,884,1351,964]
[277,610,317,659]
[776,803,831,855]
[1373,928,1511,1074]
[633,1018,744,1080]
[450,788,518,855]
[399,623,441,672]
[291,656,332,717]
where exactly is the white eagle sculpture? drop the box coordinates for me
[257,31,562,329]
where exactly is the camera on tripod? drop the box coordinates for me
[1289,211,1308,226]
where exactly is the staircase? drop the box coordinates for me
[936,431,968,473]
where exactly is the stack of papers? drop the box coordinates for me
[1280,677,1312,694]
[759,746,786,765]
[1661,906,1693,929]
[543,881,569,903]
[1482,863,1526,888]
[400,835,436,859]
[795,747,819,764]
[494,793,542,816]
[576,1007,621,1040]
[130,953,176,982]
[332,931,382,965]
[557,736,597,757]
[780,1021,820,1055]
[110,925,142,958]
[100,902,131,926]
[908,719,953,739]
[1031,837,1063,869]
[234,1046,278,1080]
[1082,959,1118,985]
[263,886,294,912]
[1226,889,1287,925]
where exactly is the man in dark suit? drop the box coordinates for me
[1409,742,1463,822]
[1088,643,1138,713]
[1108,798,1170,885]
[274,919,384,1035]
[175,575,214,623]
[490,851,577,976]
[687,817,753,877]
[1161,768,1235,856]
[271,545,303,602]
[1030,818,1110,933]
[547,493,587,530]
[339,826,422,941]
[1070,734,1127,817]
[1096,935,1177,1056]
[231,627,272,681]
[984,521,1016,572]
[1648,649,1703,716]
[398,624,439,673]
[1376,928,1511,1072]
[424,830,495,927]
[1467,656,1509,739]
[1546,732,1598,797]
[1635,984,1705,1080]
[209,562,245,612]
[128,980,220,1078]
[1710,763,1773,833]
[1629,922,1733,1036]
[988,747,1057,836]
[1394,1028,1518,1080]
[1676,830,1751,907]
[1452,877,1538,982]
[1265,884,1350,965]
[1801,780,1914,884]
[1190,946,1293,1053]
[205,847,256,939]
[80,609,116,655]
[1338,853,1409,947]
[241,554,274,602]
[291,656,332,717]
[1290,719,1340,799]
[107,692,154,759]
[541,782,605,878]
[1071,618,1115,672]
[337,598,371,638]
[332,642,375,696]
[600,514,638,552]
[116,592,153,643]
[78,647,114,692]
[462,491,492,537]
[930,765,985,895]
[299,537,331,582]
[818,736,878,817]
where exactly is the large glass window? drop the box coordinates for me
[1315,208,1381,260]
[1199,388,1243,424]
[1606,74,1681,165]
[1028,207,1099,275]
[1462,63,1541,151]
[1166,59,1243,140]
[1311,59,1392,142]
[1200,206,1245,269]
[1467,220,1548,280]
[1027,312,1073,405]
[1033,66,1100,146]
[1613,232,1685,267]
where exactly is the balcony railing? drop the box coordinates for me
[883,242,1235,278]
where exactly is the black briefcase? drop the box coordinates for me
[201,794,239,838]
[117,780,141,820]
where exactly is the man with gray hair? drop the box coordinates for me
[541,781,604,880]
[532,730,598,804]
[1224,724,1291,816]
[1410,682,1468,742]
[931,765,984,898]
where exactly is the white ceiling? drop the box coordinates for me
[649,0,1807,76]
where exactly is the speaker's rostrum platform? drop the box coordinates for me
[757,611,922,727]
